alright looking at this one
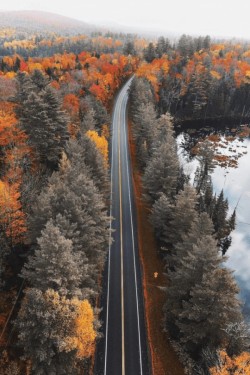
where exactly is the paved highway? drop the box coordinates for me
[95,78,150,375]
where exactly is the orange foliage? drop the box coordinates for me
[86,130,108,168]
[63,93,79,115]
[0,180,26,242]
[136,58,170,97]
[210,351,250,375]
[73,300,96,359]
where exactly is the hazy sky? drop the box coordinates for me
[0,0,250,39]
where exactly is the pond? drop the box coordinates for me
[177,127,250,323]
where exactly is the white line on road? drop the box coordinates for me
[122,85,143,375]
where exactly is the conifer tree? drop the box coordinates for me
[22,220,83,298]
[143,114,179,202]
[17,288,96,375]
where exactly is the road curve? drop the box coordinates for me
[95,78,150,375]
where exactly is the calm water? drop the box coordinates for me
[178,133,250,322]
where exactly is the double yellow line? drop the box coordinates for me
[118,102,125,375]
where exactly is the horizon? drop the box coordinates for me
[0,0,250,40]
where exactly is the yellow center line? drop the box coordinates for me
[118,102,125,375]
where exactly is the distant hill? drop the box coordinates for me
[0,10,98,35]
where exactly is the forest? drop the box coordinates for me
[0,19,250,375]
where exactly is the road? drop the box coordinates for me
[95,78,150,375]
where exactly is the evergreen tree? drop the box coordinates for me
[30,160,109,293]
[143,42,157,63]
[156,36,170,58]
[123,40,136,55]
[17,288,93,375]
[22,220,84,298]
[143,114,179,202]
[151,193,173,243]
[178,267,242,354]
[80,108,97,132]
[15,73,69,169]
[165,232,244,355]
[30,69,49,91]
[14,72,35,118]
[132,102,157,166]
[72,136,108,195]
[166,184,199,245]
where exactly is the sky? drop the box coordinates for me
[0,0,250,39]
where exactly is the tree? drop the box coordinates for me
[164,184,199,246]
[123,40,136,56]
[178,266,242,353]
[30,69,49,91]
[156,36,170,58]
[30,158,109,294]
[17,288,96,375]
[15,73,69,169]
[143,42,157,63]
[0,351,20,375]
[81,95,110,132]
[151,193,172,243]
[86,130,108,168]
[165,233,244,355]
[22,220,83,298]
[143,114,179,202]
[0,180,26,245]
[80,108,97,132]
[209,351,250,375]
[66,137,108,195]
[131,102,157,166]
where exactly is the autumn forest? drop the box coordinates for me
[0,10,250,375]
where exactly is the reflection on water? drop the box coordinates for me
[178,134,250,322]
[212,139,250,322]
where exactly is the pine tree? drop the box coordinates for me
[166,184,199,245]
[151,193,173,243]
[143,114,179,202]
[143,42,156,62]
[80,108,97,132]
[14,72,35,118]
[156,36,170,58]
[17,288,96,375]
[178,267,242,353]
[30,69,49,91]
[22,220,83,298]
[132,102,157,166]
[30,161,109,293]
[15,74,69,169]
[66,137,108,195]
[165,233,244,355]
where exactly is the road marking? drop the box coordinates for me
[122,86,143,375]
[104,89,116,375]
[118,99,126,375]
[104,78,135,375]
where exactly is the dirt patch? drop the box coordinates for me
[128,121,185,375]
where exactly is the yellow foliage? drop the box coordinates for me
[210,351,250,375]
[74,300,96,358]
[211,70,222,80]
[86,130,109,168]
[5,71,16,79]
[101,124,110,139]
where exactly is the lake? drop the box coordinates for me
[177,129,250,323]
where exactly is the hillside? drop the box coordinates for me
[0,10,97,35]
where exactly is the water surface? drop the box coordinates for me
[178,133,250,322]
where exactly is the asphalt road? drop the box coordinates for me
[95,78,150,375]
